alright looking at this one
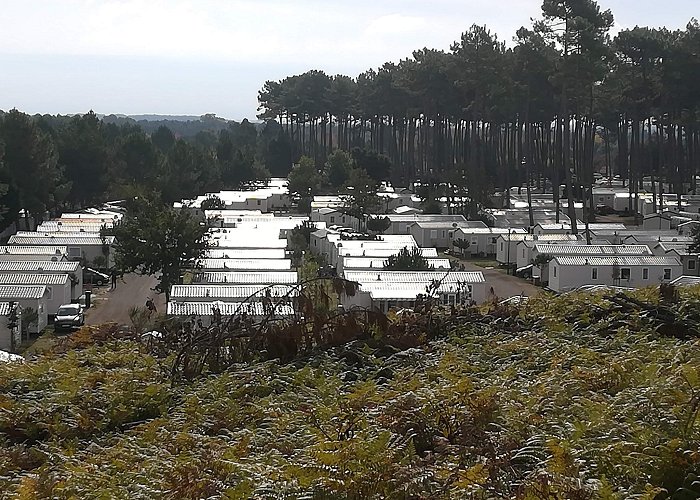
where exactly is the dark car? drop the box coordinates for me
[84,267,110,286]
[54,304,85,331]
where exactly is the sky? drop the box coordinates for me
[0,0,696,121]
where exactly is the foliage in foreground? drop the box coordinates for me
[1,288,700,498]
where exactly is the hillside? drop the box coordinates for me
[1,288,700,498]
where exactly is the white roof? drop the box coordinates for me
[410,221,487,229]
[534,244,652,256]
[385,214,467,222]
[671,275,700,287]
[197,259,291,270]
[170,284,297,300]
[457,227,527,235]
[0,274,68,285]
[0,285,47,300]
[203,248,286,259]
[342,257,451,270]
[37,221,111,232]
[553,256,682,266]
[196,271,298,284]
[167,301,295,316]
[344,270,485,284]
[359,281,479,300]
[0,261,80,273]
[655,242,695,255]
[339,247,438,258]
[9,235,115,246]
[498,234,580,242]
[0,246,68,255]
[208,236,287,249]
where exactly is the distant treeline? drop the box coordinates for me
[0,110,293,230]
[258,0,700,232]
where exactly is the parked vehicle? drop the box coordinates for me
[84,267,110,286]
[54,304,85,331]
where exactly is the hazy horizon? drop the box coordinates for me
[1,0,697,121]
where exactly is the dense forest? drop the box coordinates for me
[0,110,292,230]
[257,1,700,231]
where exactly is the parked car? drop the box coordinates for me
[54,304,85,331]
[84,267,110,286]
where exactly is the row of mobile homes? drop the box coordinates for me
[169,210,299,323]
[548,256,682,292]
[0,261,82,299]
[496,234,580,268]
[0,274,72,320]
[8,233,115,268]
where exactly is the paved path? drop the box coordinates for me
[453,259,542,300]
[85,274,166,326]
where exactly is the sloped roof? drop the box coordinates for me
[344,270,485,283]
[0,274,68,285]
[342,257,451,270]
[167,301,295,316]
[197,259,291,270]
[170,284,298,299]
[195,271,298,284]
[534,244,652,255]
[0,246,68,255]
[553,256,681,266]
[9,235,115,246]
[0,285,47,300]
[0,261,80,272]
[203,248,286,259]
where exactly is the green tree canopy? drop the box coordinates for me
[110,195,209,301]
[384,246,432,270]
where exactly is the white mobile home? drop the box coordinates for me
[0,246,68,262]
[339,256,451,274]
[643,213,672,230]
[0,286,49,333]
[549,256,682,292]
[496,234,580,268]
[452,228,527,257]
[0,261,83,300]
[530,244,653,281]
[7,234,115,268]
[342,270,487,311]
[194,271,298,285]
[383,214,472,235]
[167,300,294,320]
[0,274,72,318]
[170,284,297,302]
[653,242,699,276]
[197,259,292,271]
[311,207,359,230]
[0,302,21,352]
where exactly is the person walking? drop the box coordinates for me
[145,297,157,317]
[110,269,118,290]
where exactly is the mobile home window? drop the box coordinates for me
[430,230,438,239]
[68,247,81,258]
[553,266,557,278]
[664,268,672,280]
[500,242,504,251]
[330,216,335,223]
[620,268,631,280]
[591,268,598,280]
[643,268,649,280]
[689,260,696,270]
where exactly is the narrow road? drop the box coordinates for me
[452,259,542,300]
[85,274,166,326]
